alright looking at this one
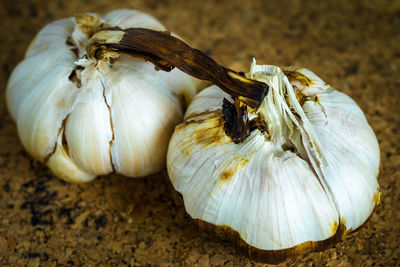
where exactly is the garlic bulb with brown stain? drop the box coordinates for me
[167,60,380,263]
[6,9,199,183]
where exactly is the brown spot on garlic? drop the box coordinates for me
[68,66,84,88]
[219,158,249,182]
[184,110,220,121]
[284,69,313,87]
[219,170,234,181]
[173,111,227,157]
[295,89,308,106]
[193,117,225,146]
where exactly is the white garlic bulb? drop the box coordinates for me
[167,60,380,263]
[6,9,197,183]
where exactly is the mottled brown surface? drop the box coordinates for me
[0,0,399,266]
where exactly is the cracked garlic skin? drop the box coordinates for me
[6,9,197,182]
[167,62,380,263]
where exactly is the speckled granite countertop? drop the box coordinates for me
[0,0,399,266]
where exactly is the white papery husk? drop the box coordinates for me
[6,9,198,183]
[167,61,380,261]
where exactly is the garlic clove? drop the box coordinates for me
[64,68,113,176]
[26,18,75,58]
[99,55,194,177]
[301,89,380,230]
[153,64,199,112]
[6,49,77,121]
[103,9,166,31]
[47,130,95,183]
[16,63,77,161]
[282,66,380,230]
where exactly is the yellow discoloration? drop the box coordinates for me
[373,189,382,205]
[193,119,226,146]
[292,89,309,106]
[184,110,220,121]
[330,221,339,235]
[284,70,313,87]
[285,86,319,107]
[90,30,124,45]
[75,14,101,38]
[86,30,124,60]
[219,158,249,182]
[227,71,249,83]
[175,111,228,157]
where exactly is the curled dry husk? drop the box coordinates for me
[167,60,380,263]
[6,9,198,182]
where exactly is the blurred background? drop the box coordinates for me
[0,0,399,266]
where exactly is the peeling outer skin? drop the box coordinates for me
[86,29,125,60]
[194,218,346,264]
[47,132,95,183]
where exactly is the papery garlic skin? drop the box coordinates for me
[167,62,380,262]
[7,9,197,182]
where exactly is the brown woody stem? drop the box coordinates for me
[222,98,250,143]
[88,27,268,109]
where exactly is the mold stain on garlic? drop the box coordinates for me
[193,117,225,146]
[219,158,249,182]
[174,111,228,157]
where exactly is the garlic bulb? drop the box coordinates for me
[6,9,198,183]
[167,60,380,263]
